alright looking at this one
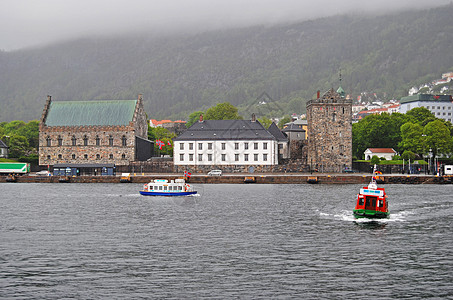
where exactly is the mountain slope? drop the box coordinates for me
[1,4,453,122]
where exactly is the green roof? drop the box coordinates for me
[400,94,453,104]
[45,100,137,126]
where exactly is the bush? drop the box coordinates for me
[402,150,416,161]
[370,155,380,165]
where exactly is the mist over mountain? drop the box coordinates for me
[1,4,453,122]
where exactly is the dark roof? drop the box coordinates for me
[0,139,7,148]
[45,100,137,126]
[174,119,276,141]
[282,123,306,133]
[400,94,452,104]
[267,122,288,142]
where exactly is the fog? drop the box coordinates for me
[0,0,450,51]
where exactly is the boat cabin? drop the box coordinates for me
[353,187,389,218]
[143,179,191,192]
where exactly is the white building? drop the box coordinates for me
[400,94,453,123]
[173,116,283,166]
[364,148,397,160]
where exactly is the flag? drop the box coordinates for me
[156,139,165,150]
[167,140,172,146]
[184,171,191,178]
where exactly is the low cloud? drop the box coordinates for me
[0,0,450,50]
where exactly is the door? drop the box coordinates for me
[365,196,377,210]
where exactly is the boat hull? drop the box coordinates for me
[139,190,197,196]
[353,209,389,219]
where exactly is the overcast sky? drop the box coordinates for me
[0,0,450,51]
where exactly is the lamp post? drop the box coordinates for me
[429,148,433,175]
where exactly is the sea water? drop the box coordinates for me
[1,183,452,298]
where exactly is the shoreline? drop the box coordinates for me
[1,173,452,184]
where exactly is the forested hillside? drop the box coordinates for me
[1,4,453,122]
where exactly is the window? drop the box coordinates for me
[339,131,342,138]
[180,143,184,150]
[208,154,212,161]
[180,154,184,161]
[235,154,239,161]
[221,154,226,161]
[189,154,193,161]
[263,154,268,161]
[254,154,258,161]
[244,142,249,150]
[109,137,114,146]
[332,113,336,122]
[47,155,51,159]
[96,154,100,160]
[221,143,226,150]
[84,154,88,159]
[244,154,249,161]
[96,136,100,146]
[235,142,239,150]
[58,154,62,159]
[121,153,126,159]
[83,135,88,146]
[198,154,203,161]
[189,143,193,150]
[198,143,203,150]
[340,145,344,153]
[58,136,62,146]
[109,154,113,159]
[72,154,76,159]
[208,143,212,150]
[46,136,52,147]
[263,142,267,150]
[72,135,77,146]
[122,135,127,147]
[254,143,258,150]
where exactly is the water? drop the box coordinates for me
[1,183,452,299]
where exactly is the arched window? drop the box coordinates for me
[83,135,88,146]
[122,135,127,147]
[109,137,114,146]
[121,153,126,159]
[71,135,77,146]
[109,154,114,159]
[96,154,100,160]
[46,136,51,147]
[332,113,336,122]
[58,135,62,146]
[95,136,100,146]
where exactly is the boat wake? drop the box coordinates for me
[319,210,408,223]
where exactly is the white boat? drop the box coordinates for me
[139,179,197,196]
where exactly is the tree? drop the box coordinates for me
[406,107,436,126]
[399,122,424,156]
[8,135,29,158]
[258,117,273,129]
[278,116,291,129]
[423,119,453,158]
[204,102,242,120]
[401,150,416,161]
[148,126,177,157]
[186,111,204,128]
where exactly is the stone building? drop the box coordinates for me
[39,95,152,172]
[306,88,352,173]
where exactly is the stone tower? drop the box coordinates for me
[306,88,352,173]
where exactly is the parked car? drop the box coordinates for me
[208,169,222,176]
[36,170,51,176]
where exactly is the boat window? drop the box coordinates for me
[379,200,384,207]
[358,198,364,205]
[159,186,163,190]
[168,186,172,191]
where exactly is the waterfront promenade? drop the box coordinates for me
[1,173,451,184]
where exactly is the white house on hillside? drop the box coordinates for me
[364,148,397,160]
[173,115,282,166]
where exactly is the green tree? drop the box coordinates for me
[204,102,242,120]
[148,126,177,157]
[186,111,204,128]
[399,122,424,156]
[278,116,291,129]
[401,150,416,161]
[406,107,436,126]
[8,135,29,158]
[258,117,273,129]
[423,119,453,158]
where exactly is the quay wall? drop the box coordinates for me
[1,174,452,184]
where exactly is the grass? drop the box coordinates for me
[356,159,428,165]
